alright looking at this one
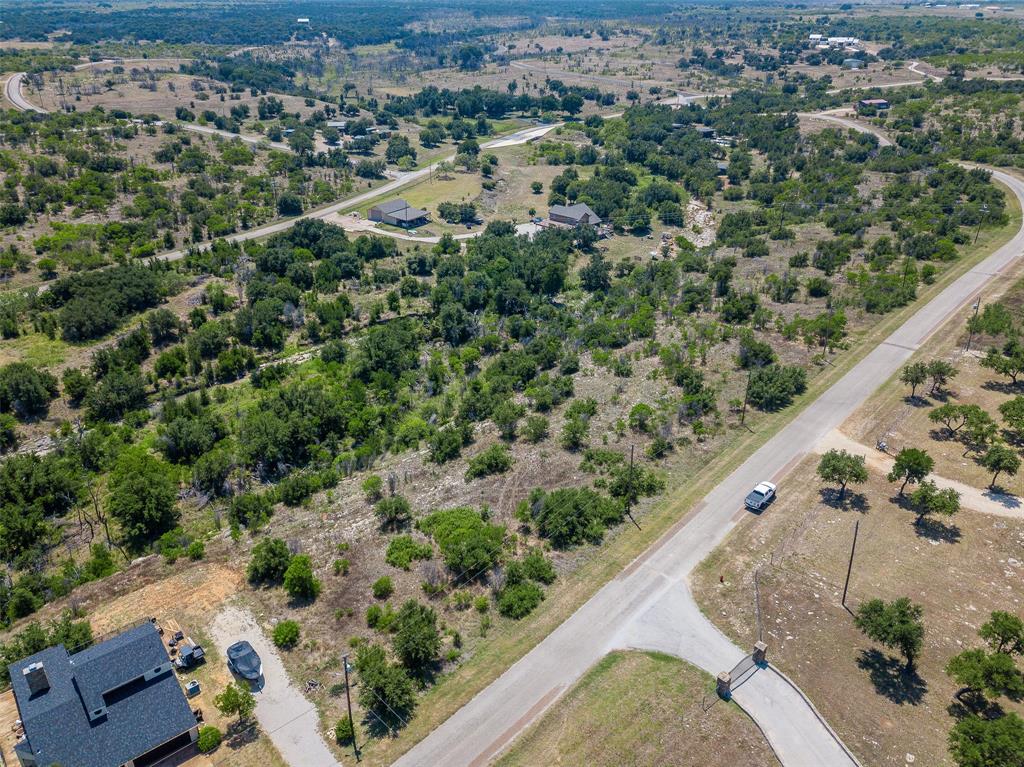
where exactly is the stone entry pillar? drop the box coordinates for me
[716,671,732,698]
[753,641,768,665]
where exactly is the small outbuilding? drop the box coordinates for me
[843,58,865,70]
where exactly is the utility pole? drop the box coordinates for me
[841,519,860,614]
[740,368,752,427]
[342,653,360,762]
[965,298,981,352]
[625,445,641,531]
[973,204,990,245]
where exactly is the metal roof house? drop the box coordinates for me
[9,622,198,767]
[548,202,602,227]
[368,199,429,228]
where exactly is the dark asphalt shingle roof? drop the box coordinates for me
[549,202,601,225]
[371,198,428,220]
[11,623,196,767]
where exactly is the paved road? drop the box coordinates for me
[210,606,342,767]
[3,72,46,113]
[394,156,1024,766]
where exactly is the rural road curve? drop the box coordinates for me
[395,154,1024,766]
[210,605,342,767]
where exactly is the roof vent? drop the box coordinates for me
[22,662,49,696]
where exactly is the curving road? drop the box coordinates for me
[394,129,1024,766]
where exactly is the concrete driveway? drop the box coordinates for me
[210,606,341,767]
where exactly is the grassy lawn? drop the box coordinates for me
[692,455,1024,767]
[354,176,1024,767]
[0,332,68,368]
[496,651,780,767]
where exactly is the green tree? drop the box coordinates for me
[214,682,256,722]
[929,403,974,437]
[981,340,1024,385]
[283,554,321,601]
[816,449,868,501]
[0,363,59,420]
[887,448,934,496]
[908,480,960,524]
[247,537,292,584]
[354,643,416,730]
[900,362,928,399]
[981,611,1024,656]
[927,360,959,396]
[946,649,1024,707]
[855,597,925,670]
[491,401,525,441]
[980,444,1021,489]
[106,448,178,551]
[392,600,441,673]
[949,713,1024,767]
[999,397,1024,442]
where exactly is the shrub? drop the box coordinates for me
[366,603,397,631]
[335,715,355,745]
[521,549,556,584]
[372,576,394,599]
[247,538,292,584]
[362,474,384,502]
[418,506,504,574]
[746,365,807,411]
[272,620,301,649]
[533,487,622,548]
[375,495,412,530]
[498,581,544,619]
[196,726,222,753]
[386,536,433,570]
[0,414,17,454]
[0,363,59,420]
[186,540,205,560]
[230,493,273,529]
[523,415,549,443]
[392,600,441,671]
[474,595,490,613]
[333,558,350,575]
[283,554,321,601]
[465,444,514,480]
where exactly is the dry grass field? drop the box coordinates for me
[693,456,1024,767]
[495,650,781,767]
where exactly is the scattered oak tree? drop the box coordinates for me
[816,449,868,501]
[887,447,934,497]
[855,597,925,671]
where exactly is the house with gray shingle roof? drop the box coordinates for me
[548,202,602,227]
[9,622,198,767]
[368,198,429,227]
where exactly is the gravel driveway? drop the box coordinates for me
[210,606,342,767]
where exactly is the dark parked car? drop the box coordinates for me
[227,641,263,681]
[744,481,777,511]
